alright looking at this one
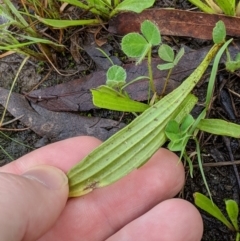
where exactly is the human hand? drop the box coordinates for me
[0,136,203,241]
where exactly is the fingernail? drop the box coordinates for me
[22,165,68,190]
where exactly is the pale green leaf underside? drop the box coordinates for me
[67,44,221,197]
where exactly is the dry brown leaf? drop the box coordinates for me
[108,9,240,39]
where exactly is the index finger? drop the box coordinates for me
[0,136,102,174]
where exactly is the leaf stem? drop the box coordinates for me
[147,48,156,94]
[161,68,173,97]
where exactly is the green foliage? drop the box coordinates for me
[194,192,235,231]
[226,52,240,72]
[157,45,184,70]
[121,20,160,64]
[194,193,240,240]
[93,20,185,112]
[91,86,149,112]
[197,119,240,138]
[35,16,101,28]
[226,199,239,231]
[141,20,161,45]
[110,0,155,17]
[165,114,194,152]
[121,33,151,64]
[215,0,236,16]
[188,0,239,16]
[212,20,226,44]
[0,0,63,60]
[158,44,175,62]
[121,20,183,95]
[39,0,155,26]
[106,65,127,88]
[69,41,222,196]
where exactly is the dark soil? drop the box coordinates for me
[1,1,240,240]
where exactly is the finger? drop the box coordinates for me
[107,198,203,241]
[0,165,68,241]
[39,148,185,241]
[0,136,102,174]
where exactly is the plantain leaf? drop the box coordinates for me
[215,0,235,16]
[194,192,235,231]
[67,44,222,197]
[36,16,101,28]
[197,119,240,138]
[91,85,149,112]
[111,0,154,15]
[225,199,239,231]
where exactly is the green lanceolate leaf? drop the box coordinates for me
[194,192,235,231]
[197,119,240,138]
[141,20,161,46]
[69,93,196,196]
[36,16,101,28]
[225,199,239,231]
[226,60,240,73]
[215,0,235,16]
[110,0,155,17]
[106,65,126,88]
[91,85,149,112]
[212,20,226,44]
[187,0,216,14]
[67,43,222,197]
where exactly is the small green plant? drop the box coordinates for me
[0,0,63,60]
[91,20,240,202]
[188,0,240,16]
[91,50,150,112]
[68,31,223,196]
[36,0,155,28]
[225,51,240,73]
[65,20,240,200]
[121,20,184,96]
[92,20,185,111]
[164,20,237,199]
[194,192,240,241]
